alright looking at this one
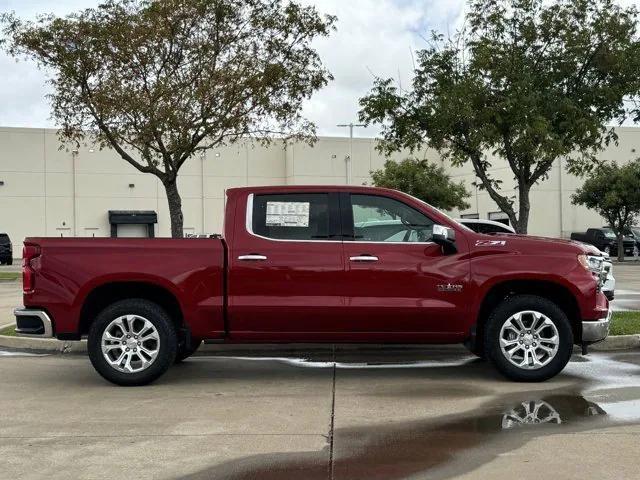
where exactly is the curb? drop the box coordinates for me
[0,327,638,354]
[591,334,640,351]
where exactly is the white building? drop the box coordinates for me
[1,126,638,252]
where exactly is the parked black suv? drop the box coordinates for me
[570,227,635,256]
[0,233,12,265]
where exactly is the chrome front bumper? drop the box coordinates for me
[14,308,54,338]
[582,309,612,343]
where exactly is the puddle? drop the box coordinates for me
[0,350,48,357]
[178,390,639,480]
[173,351,640,480]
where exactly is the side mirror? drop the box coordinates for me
[432,224,457,254]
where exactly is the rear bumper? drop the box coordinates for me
[582,309,611,344]
[14,308,54,338]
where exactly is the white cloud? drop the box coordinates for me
[0,0,466,135]
[299,0,465,136]
[0,0,102,127]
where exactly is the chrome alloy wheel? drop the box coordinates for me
[101,315,160,373]
[499,311,559,370]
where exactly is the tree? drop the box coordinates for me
[359,0,640,233]
[1,0,335,237]
[370,159,470,211]
[572,160,640,261]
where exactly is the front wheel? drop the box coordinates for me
[484,294,573,382]
[88,299,177,386]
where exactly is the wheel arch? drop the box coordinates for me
[470,279,581,355]
[79,281,184,336]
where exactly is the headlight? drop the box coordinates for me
[578,254,604,274]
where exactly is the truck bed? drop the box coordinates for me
[22,237,226,339]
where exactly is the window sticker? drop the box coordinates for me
[265,201,310,227]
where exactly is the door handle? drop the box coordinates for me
[349,255,379,262]
[238,254,268,261]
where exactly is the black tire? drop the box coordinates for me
[484,294,573,382]
[7,258,12,266]
[175,338,203,363]
[88,299,177,386]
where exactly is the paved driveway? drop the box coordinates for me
[0,347,639,480]
[0,277,19,327]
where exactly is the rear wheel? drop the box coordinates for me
[484,294,573,382]
[88,299,177,386]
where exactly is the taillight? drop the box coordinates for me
[22,244,41,294]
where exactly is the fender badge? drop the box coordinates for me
[475,240,506,247]
[437,283,463,293]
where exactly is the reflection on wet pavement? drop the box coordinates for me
[178,348,640,480]
[0,350,47,357]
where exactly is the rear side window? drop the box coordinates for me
[252,193,331,241]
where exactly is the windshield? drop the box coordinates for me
[602,229,616,239]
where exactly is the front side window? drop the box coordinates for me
[252,193,331,241]
[351,194,434,243]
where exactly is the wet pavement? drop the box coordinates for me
[609,263,640,311]
[1,346,639,480]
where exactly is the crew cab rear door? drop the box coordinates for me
[227,191,346,339]
[340,192,470,336]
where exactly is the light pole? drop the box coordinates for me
[337,123,365,185]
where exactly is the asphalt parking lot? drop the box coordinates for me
[609,262,640,311]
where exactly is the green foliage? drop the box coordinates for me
[572,160,640,260]
[1,0,335,237]
[0,272,20,281]
[370,159,470,211]
[0,325,17,337]
[359,0,640,234]
[610,311,640,336]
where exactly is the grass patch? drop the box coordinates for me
[610,311,640,336]
[0,272,19,281]
[0,325,17,336]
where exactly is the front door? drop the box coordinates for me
[227,191,345,340]
[341,193,470,337]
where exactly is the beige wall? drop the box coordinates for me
[1,126,639,255]
[446,127,640,237]
[0,128,408,247]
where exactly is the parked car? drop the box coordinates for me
[570,228,634,256]
[456,218,516,234]
[15,186,611,386]
[0,233,12,265]
[622,226,640,256]
[601,254,615,301]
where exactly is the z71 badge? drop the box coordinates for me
[475,240,507,247]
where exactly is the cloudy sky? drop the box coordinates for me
[0,0,468,137]
[2,0,638,137]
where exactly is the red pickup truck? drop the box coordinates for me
[14,186,611,386]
